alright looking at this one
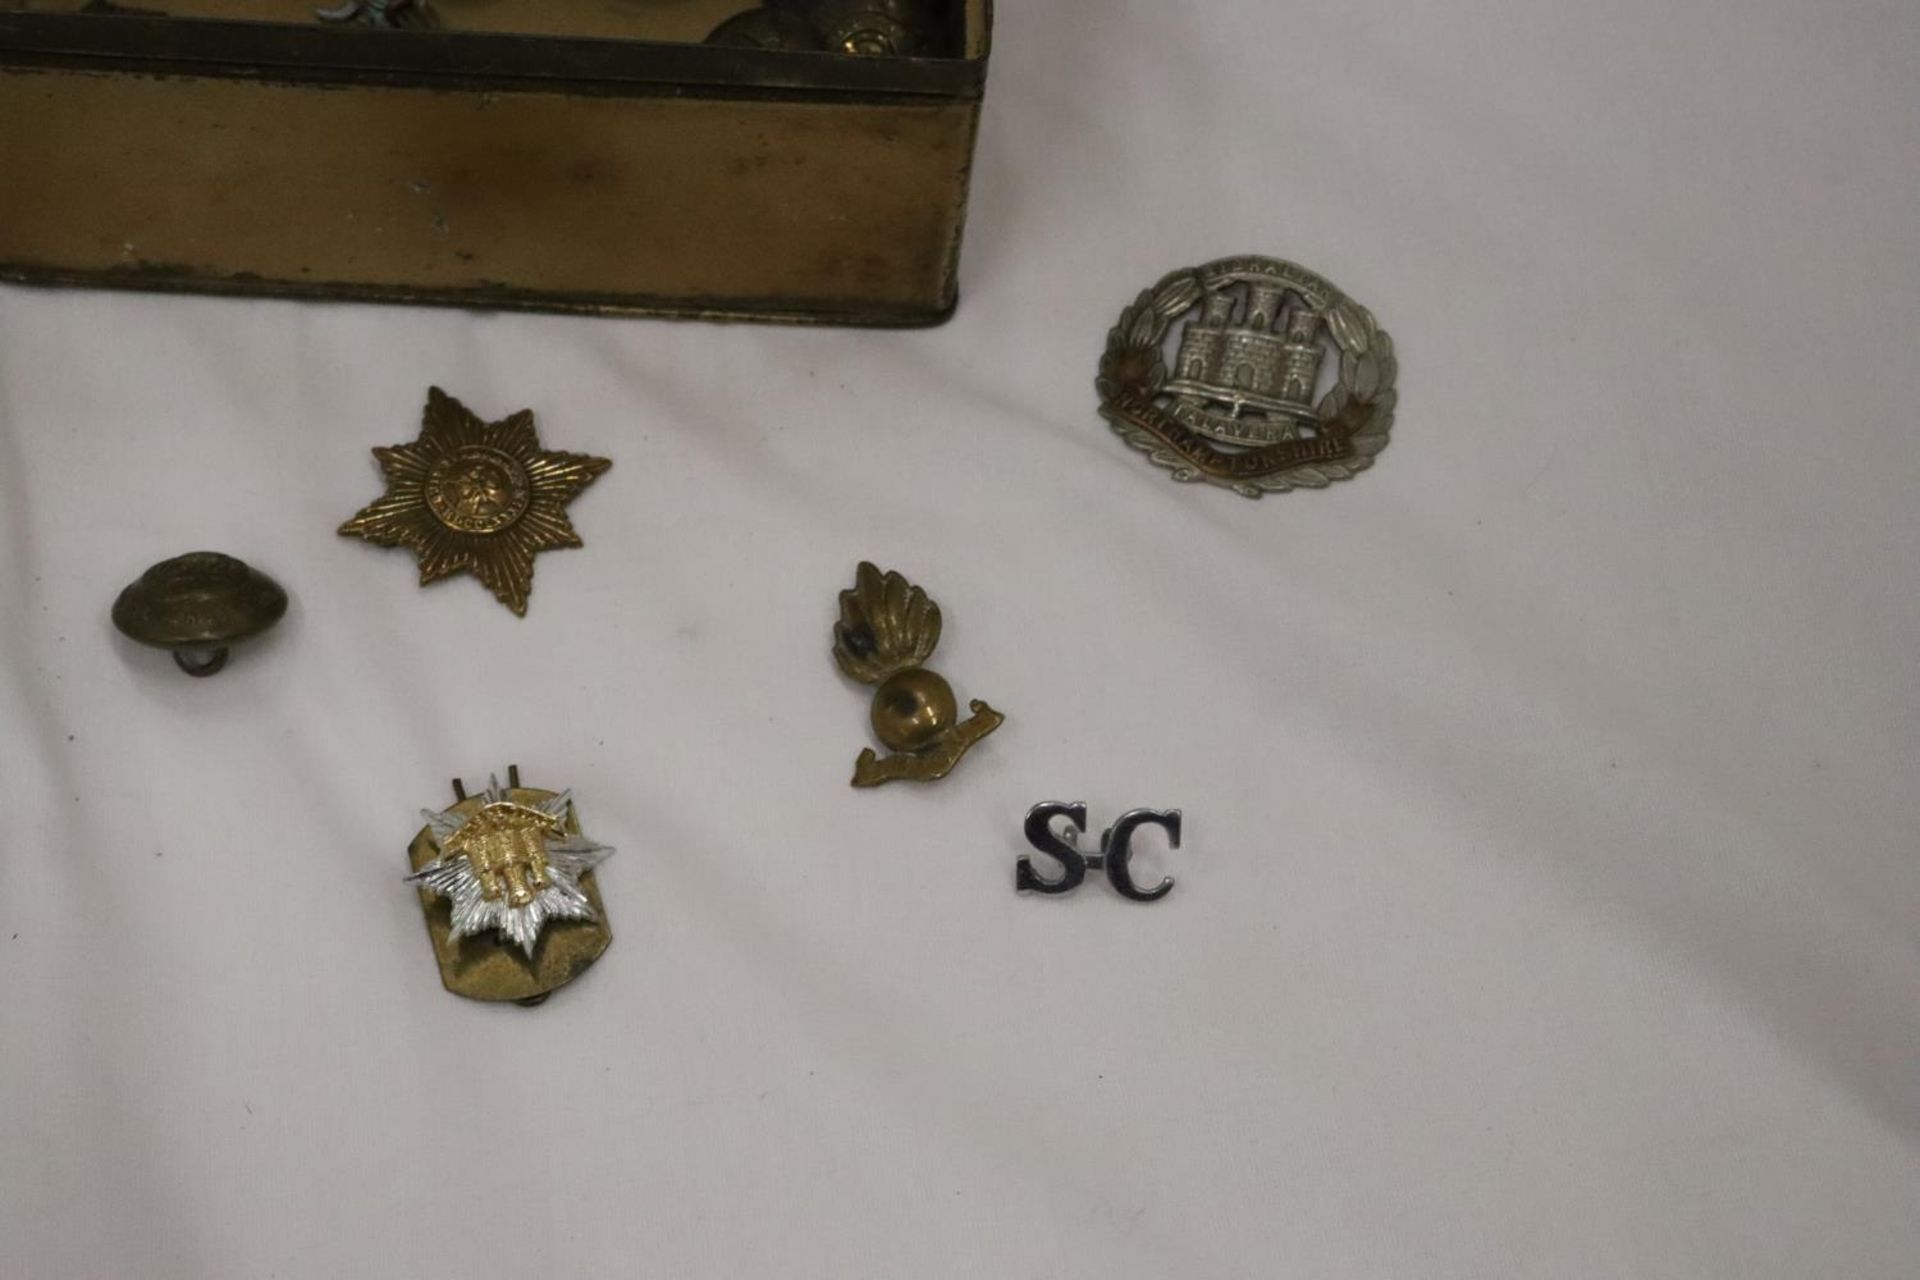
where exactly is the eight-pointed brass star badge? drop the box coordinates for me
[339,387,611,615]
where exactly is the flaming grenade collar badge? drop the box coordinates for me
[834,562,1003,788]
[407,768,615,1004]
[1098,255,1396,498]
[340,387,610,615]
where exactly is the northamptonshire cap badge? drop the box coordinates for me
[1098,255,1396,497]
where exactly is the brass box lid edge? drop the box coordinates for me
[0,7,990,99]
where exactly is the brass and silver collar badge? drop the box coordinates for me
[833,562,1003,787]
[340,387,610,616]
[408,767,615,1004]
[1098,255,1396,497]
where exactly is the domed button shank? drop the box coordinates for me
[111,552,288,677]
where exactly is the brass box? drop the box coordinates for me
[0,1,990,325]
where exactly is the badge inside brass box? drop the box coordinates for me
[407,766,615,1005]
[0,1,991,327]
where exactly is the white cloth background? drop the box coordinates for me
[3,3,1918,1276]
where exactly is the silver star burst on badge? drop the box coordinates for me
[407,776,615,957]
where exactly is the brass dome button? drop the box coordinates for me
[111,552,288,677]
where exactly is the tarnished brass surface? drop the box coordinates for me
[833,561,1002,787]
[407,781,612,1005]
[111,551,288,676]
[0,3,990,325]
[339,387,609,616]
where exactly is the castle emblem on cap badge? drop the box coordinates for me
[1098,256,1396,497]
